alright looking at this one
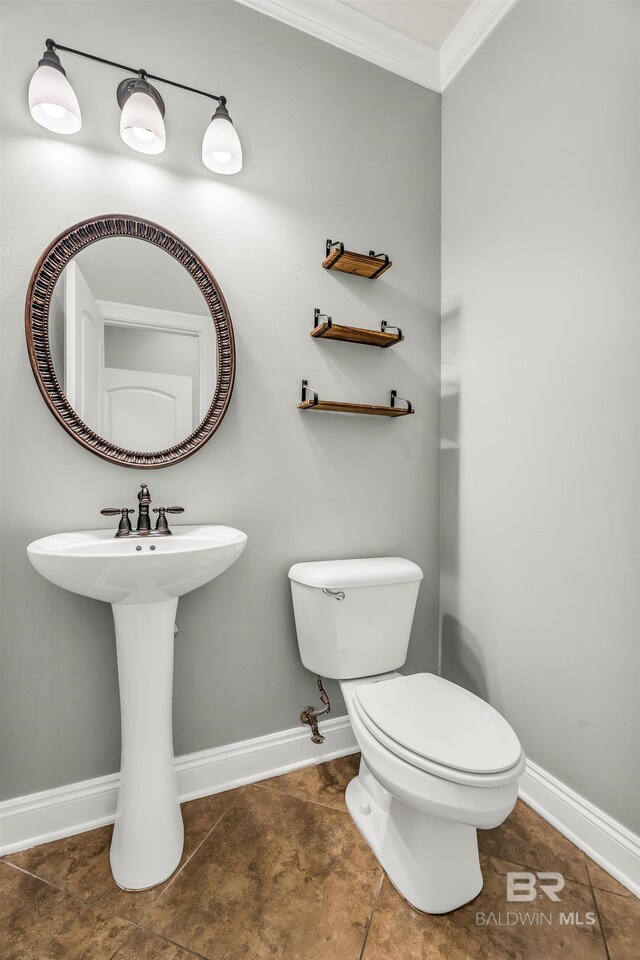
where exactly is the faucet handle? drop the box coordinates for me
[100,507,134,537]
[152,506,184,533]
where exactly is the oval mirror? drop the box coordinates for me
[26,216,235,468]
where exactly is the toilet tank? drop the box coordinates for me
[288,557,423,679]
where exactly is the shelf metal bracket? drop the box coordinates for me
[380,321,403,344]
[367,250,391,278]
[390,390,413,414]
[313,308,333,330]
[325,238,344,258]
[300,379,319,406]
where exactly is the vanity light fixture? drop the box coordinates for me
[202,101,242,175]
[28,46,81,134]
[117,75,166,155]
[28,39,243,174]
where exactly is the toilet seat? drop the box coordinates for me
[353,673,524,787]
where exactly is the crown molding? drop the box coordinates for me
[440,0,519,90]
[234,0,519,94]
[233,0,442,91]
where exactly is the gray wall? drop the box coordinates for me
[441,1,640,832]
[0,2,441,800]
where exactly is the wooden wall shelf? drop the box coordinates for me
[311,310,403,348]
[298,381,414,417]
[323,239,392,279]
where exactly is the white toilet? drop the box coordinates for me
[288,557,525,915]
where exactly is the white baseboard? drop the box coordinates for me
[0,715,358,856]
[3,723,637,901]
[519,759,640,898]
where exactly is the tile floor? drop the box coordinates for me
[2,754,638,960]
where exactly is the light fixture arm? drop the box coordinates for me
[44,38,226,105]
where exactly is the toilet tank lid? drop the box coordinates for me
[288,557,423,589]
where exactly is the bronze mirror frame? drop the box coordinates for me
[25,215,235,468]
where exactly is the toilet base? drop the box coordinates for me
[346,761,484,914]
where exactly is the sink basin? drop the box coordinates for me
[27,523,247,891]
[27,525,247,605]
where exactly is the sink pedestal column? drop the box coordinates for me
[110,597,184,890]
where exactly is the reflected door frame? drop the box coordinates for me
[63,260,106,431]
[98,300,216,423]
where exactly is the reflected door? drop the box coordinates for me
[103,369,193,450]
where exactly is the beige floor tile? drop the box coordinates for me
[478,799,590,884]
[113,926,204,959]
[4,788,242,924]
[362,856,607,960]
[141,784,382,960]
[0,860,132,960]
[586,857,638,899]
[256,752,360,811]
[594,888,640,960]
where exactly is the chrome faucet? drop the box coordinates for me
[101,485,184,538]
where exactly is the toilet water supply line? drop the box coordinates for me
[300,675,331,744]
[298,586,345,740]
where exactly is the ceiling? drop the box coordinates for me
[234,0,519,92]
[341,1,474,51]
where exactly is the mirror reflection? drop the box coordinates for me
[49,238,217,452]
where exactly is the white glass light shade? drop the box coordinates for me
[202,115,242,175]
[120,90,166,155]
[29,64,81,134]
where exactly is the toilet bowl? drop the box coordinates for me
[289,557,525,914]
[342,673,524,913]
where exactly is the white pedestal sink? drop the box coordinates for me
[27,525,247,890]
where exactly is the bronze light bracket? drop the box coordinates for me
[42,38,228,109]
[300,676,331,745]
[116,76,165,117]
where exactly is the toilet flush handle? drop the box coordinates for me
[323,588,345,601]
